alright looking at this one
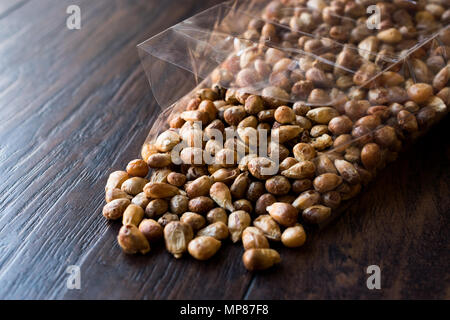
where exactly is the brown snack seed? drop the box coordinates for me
[248,157,278,180]
[293,143,316,162]
[186,175,213,198]
[157,213,179,228]
[169,195,189,216]
[291,179,312,194]
[210,182,235,212]
[139,219,163,242]
[334,159,360,184]
[228,210,251,243]
[126,159,149,177]
[206,208,228,224]
[147,153,172,168]
[106,171,129,191]
[292,190,321,211]
[188,236,221,260]
[267,202,298,227]
[122,204,144,227]
[274,106,296,124]
[188,196,215,214]
[407,83,433,104]
[145,198,169,218]
[242,248,281,271]
[281,224,306,248]
[321,191,341,210]
[233,199,253,214]
[155,130,181,152]
[265,175,291,195]
[118,224,150,255]
[131,192,150,209]
[197,222,229,240]
[281,161,316,179]
[121,177,149,196]
[167,172,187,187]
[313,173,343,193]
[302,205,332,224]
[105,188,132,203]
[144,182,179,199]
[361,143,382,170]
[242,227,269,250]
[164,221,194,259]
[103,198,130,220]
[180,212,206,231]
[230,172,250,199]
[246,181,265,202]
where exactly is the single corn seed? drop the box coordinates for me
[186,176,213,198]
[302,205,332,224]
[164,221,193,259]
[228,210,251,243]
[105,188,132,203]
[242,227,269,250]
[139,219,163,242]
[253,215,281,241]
[210,182,235,212]
[197,222,229,240]
[266,202,298,227]
[242,248,281,271]
[106,171,129,191]
[180,212,206,231]
[121,177,149,196]
[122,204,144,226]
[281,224,306,248]
[188,236,221,260]
[103,198,130,220]
[118,224,150,254]
[143,182,179,199]
[126,159,149,177]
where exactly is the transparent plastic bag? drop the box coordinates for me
[137,0,449,224]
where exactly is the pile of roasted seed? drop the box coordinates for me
[102,0,449,271]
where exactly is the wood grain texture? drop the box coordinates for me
[0,0,448,300]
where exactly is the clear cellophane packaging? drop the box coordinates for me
[137,0,449,225]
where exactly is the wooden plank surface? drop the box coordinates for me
[0,0,448,300]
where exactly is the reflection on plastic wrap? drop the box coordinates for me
[137,0,449,226]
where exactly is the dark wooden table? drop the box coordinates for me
[0,0,448,300]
